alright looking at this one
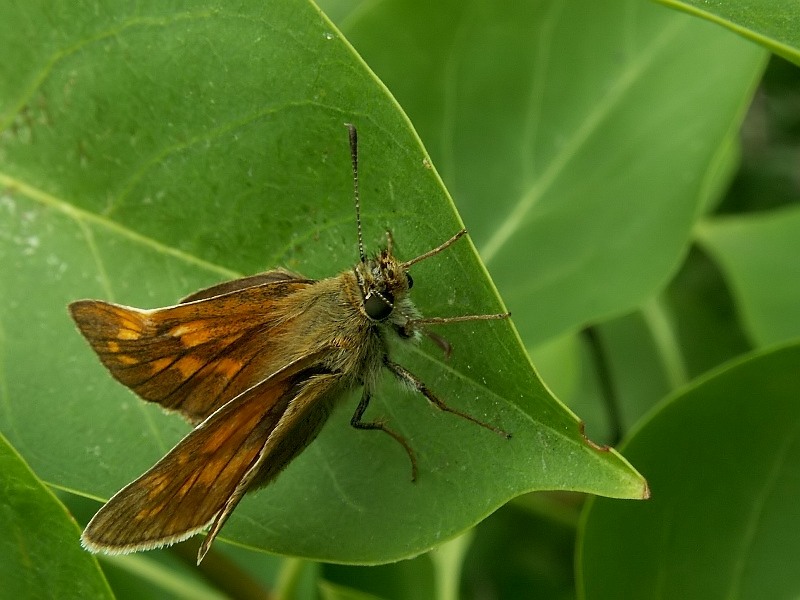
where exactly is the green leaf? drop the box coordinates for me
[319,581,388,600]
[323,556,435,600]
[462,499,578,598]
[329,0,767,345]
[0,0,644,564]
[656,0,800,66]
[697,205,800,347]
[99,554,229,600]
[0,433,113,599]
[592,308,676,434]
[428,533,473,600]
[577,342,800,598]
[660,246,752,379]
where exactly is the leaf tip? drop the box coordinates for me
[640,478,651,500]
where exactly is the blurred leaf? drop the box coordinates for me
[0,433,113,600]
[697,205,800,346]
[697,124,742,215]
[578,342,800,599]
[656,0,800,66]
[274,559,321,600]
[323,555,435,600]
[529,334,583,408]
[319,581,387,600]
[532,333,614,444]
[661,246,752,378]
[463,499,577,600]
[720,56,800,215]
[0,0,645,565]
[537,307,680,449]
[98,554,227,600]
[429,533,473,600]
[329,0,767,345]
[592,309,675,436]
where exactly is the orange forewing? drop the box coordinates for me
[81,354,340,555]
[69,277,313,423]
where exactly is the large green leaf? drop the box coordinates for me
[697,205,800,347]
[657,0,800,66]
[0,434,113,599]
[577,342,800,598]
[0,0,645,564]
[327,0,767,345]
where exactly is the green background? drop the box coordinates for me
[1,0,798,597]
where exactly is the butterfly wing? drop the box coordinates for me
[81,354,343,558]
[196,367,344,562]
[179,269,310,303]
[70,278,314,423]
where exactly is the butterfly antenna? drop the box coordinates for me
[346,123,366,262]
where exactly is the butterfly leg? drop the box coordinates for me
[423,330,452,359]
[384,359,511,439]
[350,388,419,481]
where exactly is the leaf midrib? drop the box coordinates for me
[0,172,239,278]
[479,17,687,264]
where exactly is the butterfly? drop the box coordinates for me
[71,124,510,564]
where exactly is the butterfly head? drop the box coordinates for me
[354,249,414,322]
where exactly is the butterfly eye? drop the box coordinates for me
[406,273,414,289]
[364,291,394,320]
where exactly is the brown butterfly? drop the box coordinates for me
[71,124,510,564]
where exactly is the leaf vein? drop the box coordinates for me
[0,172,239,278]
[726,419,800,598]
[0,11,217,132]
[107,100,338,216]
[480,18,687,264]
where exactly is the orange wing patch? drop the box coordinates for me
[69,279,314,423]
[81,361,305,554]
[168,321,223,348]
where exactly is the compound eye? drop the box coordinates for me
[364,291,394,320]
[406,273,414,289]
